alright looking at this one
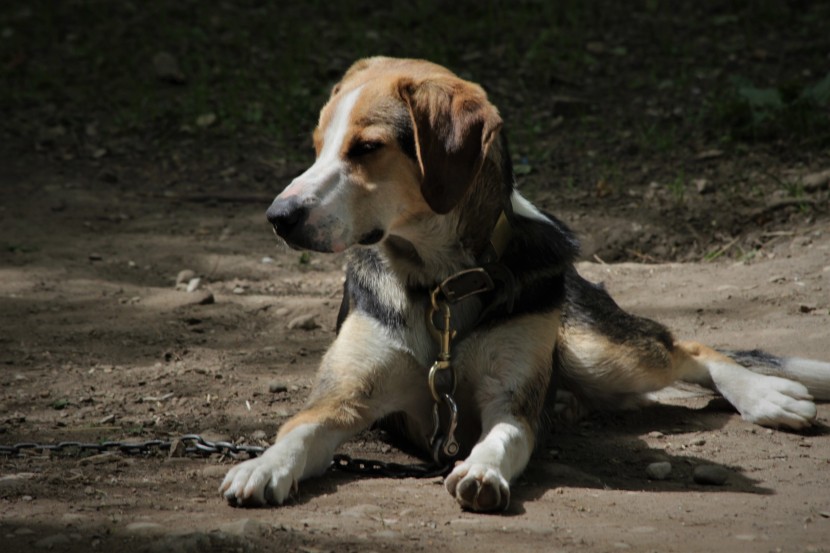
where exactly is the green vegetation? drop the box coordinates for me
[711,73,830,143]
[4,0,827,160]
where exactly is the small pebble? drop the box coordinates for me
[176,269,196,285]
[196,113,217,128]
[645,461,672,480]
[693,465,730,486]
[62,513,85,524]
[186,277,202,293]
[218,517,269,537]
[341,504,384,518]
[34,533,70,549]
[126,521,163,533]
[287,314,320,330]
[268,381,288,394]
[694,178,713,194]
[153,51,187,84]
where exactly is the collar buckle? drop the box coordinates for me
[436,267,495,304]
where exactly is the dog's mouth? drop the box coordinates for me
[357,228,385,246]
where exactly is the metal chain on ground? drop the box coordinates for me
[0,435,447,479]
[0,434,266,458]
[330,453,448,479]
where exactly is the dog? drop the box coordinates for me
[220,57,830,512]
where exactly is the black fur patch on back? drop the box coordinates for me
[563,269,675,351]
[479,210,580,324]
[719,348,783,368]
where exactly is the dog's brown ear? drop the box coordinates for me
[398,76,503,214]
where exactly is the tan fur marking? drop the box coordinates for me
[276,400,365,440]
[557,324,676,403]
[673,340,734,364]
[669,340,737,387]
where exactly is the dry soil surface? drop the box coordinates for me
[1,155,829,553]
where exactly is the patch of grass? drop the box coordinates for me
[763,171,813,213]
[5,243,39,253]
[635,122,679,155]
[666,170,686,204]
[0,0,604,154]
[708,72,830,144]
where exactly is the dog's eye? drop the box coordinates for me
[348,140,383,158]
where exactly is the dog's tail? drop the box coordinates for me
[720,349,830,400]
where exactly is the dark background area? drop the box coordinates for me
[2,0,829,261]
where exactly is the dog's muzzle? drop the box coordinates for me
[266,197,309,246]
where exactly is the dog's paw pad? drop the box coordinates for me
[445,463,510,512]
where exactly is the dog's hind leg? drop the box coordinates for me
[673,341,818,429]
[557,328,820,430]
[557,271,822,429]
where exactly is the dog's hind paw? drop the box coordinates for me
[737,375,817,430]
[445,462,510,512]
[709,361,818,431]
[219,454,299,507]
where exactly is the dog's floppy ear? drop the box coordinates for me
[397,76,503,214]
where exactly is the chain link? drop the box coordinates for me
[330,453,448,479]
[0,434,266,458]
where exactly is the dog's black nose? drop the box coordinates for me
[266,198,308,239]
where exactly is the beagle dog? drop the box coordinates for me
[220,57,830,512]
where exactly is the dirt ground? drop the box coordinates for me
[0,146,829,553]
[2,2,830,550]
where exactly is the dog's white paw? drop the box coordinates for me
[732,374,816,430]
[219,450,302,507]
[445,462,510,512]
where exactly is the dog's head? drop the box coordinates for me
[266,57,503,253]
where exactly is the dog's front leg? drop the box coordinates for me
[445,415,536,512]
[445,313,558,512]
[220,313,428,507]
